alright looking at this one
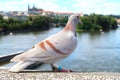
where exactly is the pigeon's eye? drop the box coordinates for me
[76,16,79,19]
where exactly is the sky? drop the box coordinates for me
[0,0,120,15]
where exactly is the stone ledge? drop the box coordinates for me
[0,69,120,80]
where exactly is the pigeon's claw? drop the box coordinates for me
[52,66,73,72]
[53,69,73,72]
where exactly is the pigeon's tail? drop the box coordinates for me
[9,61,34,72]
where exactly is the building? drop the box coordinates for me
[3,11,28,20]
[116,19,120,25]
[28,5,43,15]
[27,5,76,18]
[54,12,73,18]
[1,5,83,21]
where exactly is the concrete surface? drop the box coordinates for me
[0,69,120,80]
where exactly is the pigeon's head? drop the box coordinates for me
[69,14,81,23]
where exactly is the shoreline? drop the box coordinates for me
[1,69,120,80]
[0,29,50,34]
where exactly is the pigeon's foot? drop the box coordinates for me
[53,69,73,72]
[52,66,72,72]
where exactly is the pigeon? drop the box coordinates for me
[9,14,81,72]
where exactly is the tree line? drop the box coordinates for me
[0,15,51,32]
[0,14,69,33]
[0,13,118,33]
[77,13,118,31]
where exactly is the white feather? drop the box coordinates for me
[9,61,34,72]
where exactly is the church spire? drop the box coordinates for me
[28,5,30,11]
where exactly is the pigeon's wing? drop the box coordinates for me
[11,30,77,63]
[10,31,64,62]
[10,44,50,62]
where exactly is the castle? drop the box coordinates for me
[28,5,44,15]
[27,5,74,18]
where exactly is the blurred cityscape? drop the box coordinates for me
[0,5,120,25]
[0,5,78,21]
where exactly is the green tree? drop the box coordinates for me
[31,16,50,30]
[77,13,118,31]
[110,18,118,29]
[0,14,3,20]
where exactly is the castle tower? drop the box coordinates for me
[28,5,30,11]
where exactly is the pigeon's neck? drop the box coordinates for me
[63,20,76,32]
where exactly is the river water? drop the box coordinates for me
[0,27,120,72]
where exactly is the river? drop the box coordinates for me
[0,27,120,72]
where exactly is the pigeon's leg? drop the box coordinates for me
[50,63,72,72]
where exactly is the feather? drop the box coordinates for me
[9,61,34,72]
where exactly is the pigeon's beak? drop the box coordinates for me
[77,16,82,24]
[80,21,82,24]
[76,15,82,24]
[78,20,82,25]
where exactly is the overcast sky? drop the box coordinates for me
[0,0,120,15]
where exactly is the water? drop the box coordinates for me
[0,27,120,72]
